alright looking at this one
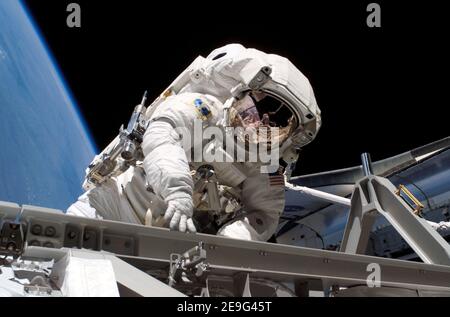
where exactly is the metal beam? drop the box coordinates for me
[340,176,450,266]
[2,201,450,294]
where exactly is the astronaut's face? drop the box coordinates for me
[230,91,296,148]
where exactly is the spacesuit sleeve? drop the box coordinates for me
[141,95,201,203]
[243,167,285,240]
[218,166,285,241]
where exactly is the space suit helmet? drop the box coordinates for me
[195,44,322,150]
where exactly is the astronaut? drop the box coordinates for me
[67,44,321,241]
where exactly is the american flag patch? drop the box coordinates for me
[269,173,285,187]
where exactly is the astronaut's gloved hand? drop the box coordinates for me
[164,198,197,233]
[427,220,450,233]
[436,221,450,233]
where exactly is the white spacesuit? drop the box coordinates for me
[68,44,321,241]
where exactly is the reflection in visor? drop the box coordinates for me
[234,95,261,128]
[230,92,297,147]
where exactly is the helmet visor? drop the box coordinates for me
[230,91,296,146]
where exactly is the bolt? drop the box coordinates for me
[31,224,42,235]
[67,231,77,240]
[44,226,56,237]
[29,240,41,247]
[43,242,54,248]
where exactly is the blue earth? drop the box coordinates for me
[0,1,96,211]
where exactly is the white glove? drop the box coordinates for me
[427,220,450,233]
[436,221,450,232]
[427,220,440,230]
[164,198,197,233]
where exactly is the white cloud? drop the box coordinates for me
[0,47,7,60]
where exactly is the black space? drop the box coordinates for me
[22,0,449,176]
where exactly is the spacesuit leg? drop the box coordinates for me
[67,178,142,224]
[67,191,101,219]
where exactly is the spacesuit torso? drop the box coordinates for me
[68,92,285,241]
